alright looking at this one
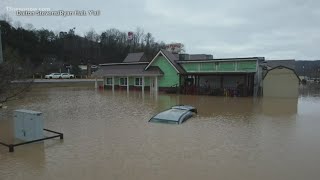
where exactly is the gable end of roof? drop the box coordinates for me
[145,50,184,74]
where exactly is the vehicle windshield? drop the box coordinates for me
[149,118,179,124]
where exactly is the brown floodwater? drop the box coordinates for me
[1,86,320,180]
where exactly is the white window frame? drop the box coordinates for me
[119,77,128,86]
[134,77,143,86]
[105,77,113,85]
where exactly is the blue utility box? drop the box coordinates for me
[14,109,44,141]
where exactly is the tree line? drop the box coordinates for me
[0,14,168,104]
[0,14,167,75]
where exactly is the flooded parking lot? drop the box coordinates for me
[1,86,320,180]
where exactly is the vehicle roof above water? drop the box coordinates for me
[171,105,197,112]
[149,105,197,124]
[149,105,196,124]
[152,109,191,122]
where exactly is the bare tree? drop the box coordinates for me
[137,28,145,44]
[24,23,35,31]
[0,47,33,106]
[166,42,186,53]
[0,13,12,24]
[179,43,186,53]
[13,21,22,29]
[85,28,100,42]
[0,63,33,105]
[132,27,144,50]
[144,32,154,47]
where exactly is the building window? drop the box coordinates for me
[105,78,112,85]
[135,77,143,86]
[119,77,128,86]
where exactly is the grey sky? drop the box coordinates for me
[1,0,320,59]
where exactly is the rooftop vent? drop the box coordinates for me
[206,54,213,59]
[179,54,190,60]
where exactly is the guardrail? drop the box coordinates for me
[0,129,63,152]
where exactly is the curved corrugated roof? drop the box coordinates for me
[263,65,300,82]
[266,60,295,69]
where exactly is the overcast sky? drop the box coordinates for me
[1,0,320,60]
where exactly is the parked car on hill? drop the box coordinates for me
[45,73,62,79]
[61,73,75,79]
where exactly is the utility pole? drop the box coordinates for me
[0,25,4,64]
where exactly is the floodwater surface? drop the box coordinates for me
[1,86,320,180]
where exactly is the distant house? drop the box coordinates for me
[93,50,265,96]
[77,64,99,75]
[78,65,87,71]
[299,76,310,81]
[263,66,300,98]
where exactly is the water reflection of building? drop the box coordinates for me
[261,98,298,117]
[153,94,258,117]
[145,93,298,118]
[194,97,257,117]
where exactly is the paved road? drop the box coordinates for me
[32,79,103,83]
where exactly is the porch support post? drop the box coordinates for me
[95,78,98,89]
[127,76,129,93]
[102,77,105,90]
[142,76,145,94]
[178,74,181,94]
[197,75,200,94]
[150,77,153,94]
[112,76,115,92]
[155,76,158,93]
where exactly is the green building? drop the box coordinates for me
[93,50,265,96]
